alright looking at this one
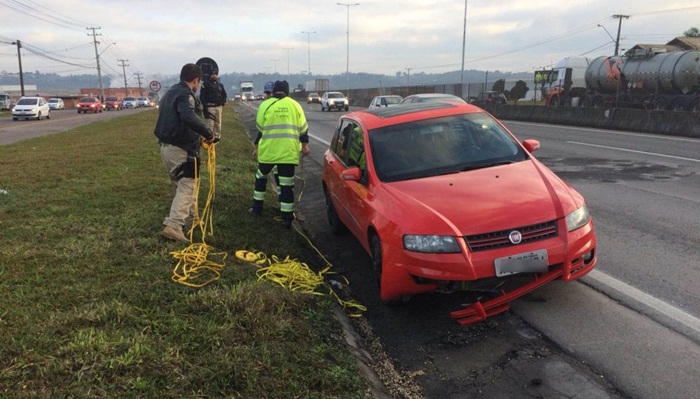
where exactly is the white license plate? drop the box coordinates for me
[494,249,548,277]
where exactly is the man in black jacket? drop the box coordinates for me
[199,69,227,139]
[154,63,216,242]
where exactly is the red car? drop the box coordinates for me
[322,102,597,324]
[104,96,123,111]
[77,97,103,113]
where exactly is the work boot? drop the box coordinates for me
[162,225,189,243]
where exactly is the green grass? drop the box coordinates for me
[0,108,371,398]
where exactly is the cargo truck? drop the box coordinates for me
[545,49,700,111]
[239,81,254,101]
[304,79,329,93]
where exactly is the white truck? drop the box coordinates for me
[239,81,254,101]
[0,93,13,110]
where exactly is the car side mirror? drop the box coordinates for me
[522,139,541,152]
[341,167,362,181]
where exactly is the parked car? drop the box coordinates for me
[47,98,65,110]
[0,93,13,110]
[368,95,403,108]
[77,97,103,113]
[136,97,151,107]
[399,93,466,104]
[104,96,123,111]
[123,96,137,108]
[307,92,320,104]
[470,91,508,105]
[12,96,50,120]
[321,91,349,111]
[321,102,597,324]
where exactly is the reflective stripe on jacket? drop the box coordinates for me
[255,96,308,165]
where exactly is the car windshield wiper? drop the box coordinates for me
[459,160,515,172]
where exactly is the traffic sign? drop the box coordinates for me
[149,80,161,92]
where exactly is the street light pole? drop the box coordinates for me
[282,47,294,76]
[460,0,468,97]
[301,31,316,76]
[337,2,359,94]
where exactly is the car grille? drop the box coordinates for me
[464,220,558,252]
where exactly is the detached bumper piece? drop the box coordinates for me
[450,268,564,325]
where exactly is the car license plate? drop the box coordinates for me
[494,249,548,277]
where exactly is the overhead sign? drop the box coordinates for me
[149,80,161,92]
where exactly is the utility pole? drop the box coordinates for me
[612,14,630,56]
[460,0,468,96]
[14,40,25,96]
[118,59,129,97]
[134,72,143,96]
[405,67,412,88]
[87,27,105,101]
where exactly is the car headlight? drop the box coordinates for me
[403,235,461,253]
[565,205,591,232]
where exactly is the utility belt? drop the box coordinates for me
[206,103,224,107]
[174,155,200,181]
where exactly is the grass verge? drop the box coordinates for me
[0,108,371,398]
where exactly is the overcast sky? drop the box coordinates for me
[1,0,698,85]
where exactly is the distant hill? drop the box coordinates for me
[1,68,532,96]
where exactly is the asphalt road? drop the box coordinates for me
[238,101,700,399]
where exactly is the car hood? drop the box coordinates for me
[381,160,583,235]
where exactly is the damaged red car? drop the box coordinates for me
[321,101,597,325]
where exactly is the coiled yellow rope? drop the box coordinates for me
[170,142,227,288]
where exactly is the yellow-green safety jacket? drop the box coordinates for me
[255,95,308,165]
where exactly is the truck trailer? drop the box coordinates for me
[304,79,329,93]
[545,49,700,111]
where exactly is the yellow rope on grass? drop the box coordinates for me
[235,250,367,317]
[170,141,227,288]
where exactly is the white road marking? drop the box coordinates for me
[568,141,700,163]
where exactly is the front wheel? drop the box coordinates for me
[325,189,346,235]
[344,106,349,111]
[36,112,42,120]
[46,111,50,120]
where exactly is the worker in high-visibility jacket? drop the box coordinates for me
[251,80,309,228]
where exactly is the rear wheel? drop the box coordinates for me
[653,97,668,110]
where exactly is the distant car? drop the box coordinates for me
[234,94,241,102]
[136,97,150,107]
[399,93,466,104]
[321,91,349,111]
[123,96,137,108]
[256,94,266,101]
[12,96,50,120]
[104,96,123,111]
[470,91,507,105]
[242,92,255,101]
[47,98,65,110]
[77,97,103,113]
[368,95,403,108]
[307,92,320,104]
[321,102,596,324]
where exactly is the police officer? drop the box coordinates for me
[251,80,309,228]
[154,63,216,242]
[199,69,227,139]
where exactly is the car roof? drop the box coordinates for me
[345,101,485,129]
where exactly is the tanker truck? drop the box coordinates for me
[545,49,700,111]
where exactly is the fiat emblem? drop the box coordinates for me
[508,230,522,244]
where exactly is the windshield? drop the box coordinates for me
[80,98,95,102]
[328,93,344,98]
[369,112,527,182]
[125,97,135,101]
[106,97,118,101]
[17,98,38,105]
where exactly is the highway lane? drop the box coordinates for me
[0,107,153,145]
